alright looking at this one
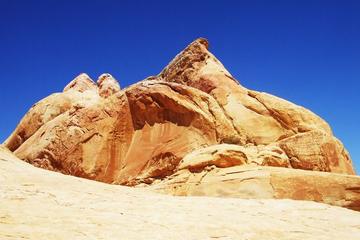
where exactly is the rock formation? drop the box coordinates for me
[152,164,360,211]
[1,145,360,239]
[3,38,359,210]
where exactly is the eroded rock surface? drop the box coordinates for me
[1,39,360,239]
[5,39,354,184]
[1,146,360,240]
[178,143,290,172]
[3,38,357,209]
[151,164,360,211]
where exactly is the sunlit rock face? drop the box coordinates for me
[4,38,357,208]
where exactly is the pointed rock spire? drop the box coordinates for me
[97,73,121,98]
[158,38,232,87]
[63,73,97,93]
[158,38,209,83]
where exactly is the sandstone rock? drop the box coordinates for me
[152,164,360,211]
[97,73,121,98]
[63,73,97,93]
[5,73,102,152]
[3,38,355,189]
[159,39,332,137]
[278,130,354,174]
[1,146,360,240]
[4,93,73,152]
[157,38,353,173]
[178,143,290,172]
[7,80,239,185]
[178,144,248,172]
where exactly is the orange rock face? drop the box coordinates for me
[4,38,355,191]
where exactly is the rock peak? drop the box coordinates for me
[189,37,209,50]
[63,73,97,93]
[157,38,212,84]
[182,37,210,56]
[157,38,232,86]
[97,73,121,98]
[97,73,114,85]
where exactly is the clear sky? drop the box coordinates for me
[0,0,359,173]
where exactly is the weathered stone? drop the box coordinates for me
[152,165,360,211]
[97,73,121,98]
[3,38,355,189]
[178,143,290,172]
[1,38,360,238]
[278,130,354,174]
[63,73,97,93]
[1,145,360,240]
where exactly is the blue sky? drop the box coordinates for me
[0,0,359,172]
